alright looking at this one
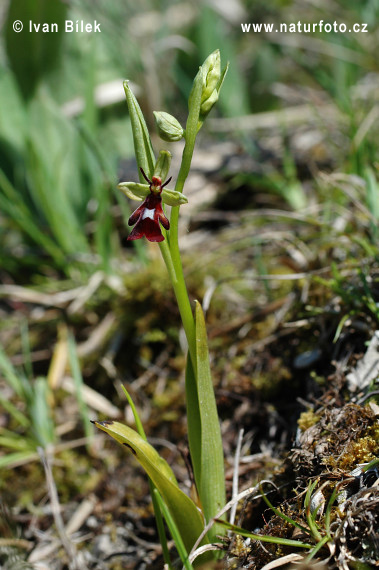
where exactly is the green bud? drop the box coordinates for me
[153,150,172,182]
[188,50,229,126]
[201,50,221,103]
[154,111,184,142]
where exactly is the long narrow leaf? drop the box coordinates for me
[153,489,193,570]
[194,301,226,536]
[0,450,39,469]
[123,81,155,178]
[304,480,322,542]
[260,485,310,535]
[93,420,205,553]
[0,391,30,428]
[0,344,26,399]
[185,354,202,488]
[29,377,55,447]
[215,519,313,549]
[67,331,94,445]
[120,385,171,566]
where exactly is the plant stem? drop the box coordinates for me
[159,239,196,364]
[163,69,203,364]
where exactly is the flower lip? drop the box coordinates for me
[127,168,171,242]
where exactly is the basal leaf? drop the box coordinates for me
[194,301,226,536]
[93,420,205,553]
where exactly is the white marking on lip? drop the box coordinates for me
[142,208,155,220]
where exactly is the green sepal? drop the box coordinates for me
[162,188,189,207]
[153,150,172,182]
[118,182,188,207]
[118,182,149,201]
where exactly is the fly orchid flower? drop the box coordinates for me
[127,168,171,242]
[118,160,188,243]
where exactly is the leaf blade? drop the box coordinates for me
[194,301,226,537]
[94,420,205,553]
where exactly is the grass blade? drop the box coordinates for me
[215,519,313,549]
[67,331,94,446]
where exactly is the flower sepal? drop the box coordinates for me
[118,181,188,207]
[118,182,149,202]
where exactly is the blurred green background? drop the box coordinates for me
[1,0,378,283]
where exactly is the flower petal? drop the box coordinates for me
[128,202,146,226]
[127,217,165,242]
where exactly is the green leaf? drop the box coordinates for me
[67,332,94,446]
[121,386,169,557]
[123,81,155,178]
[215,519,313,549]
[185,354,202,489]
[29,377,56,447]
[153,489,193,570]
[0,450,39,469]
[260,484,310,535]
[0,344,26,398]
[193,301,226,536]
[93,420,205,553]
[120,385,172,567]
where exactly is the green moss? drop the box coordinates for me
[298,410,321,432]
[337,422,379,471]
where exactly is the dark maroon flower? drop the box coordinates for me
[127,169,171,242]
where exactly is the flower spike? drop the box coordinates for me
[127,170,171,242]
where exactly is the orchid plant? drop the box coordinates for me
[93,50,228,567]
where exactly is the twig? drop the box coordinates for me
[230,428,244,526]
[38,446,88,570]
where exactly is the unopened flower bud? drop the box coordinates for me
[201,50,221,103]
[188,49,228,125]
[154,111,184,142]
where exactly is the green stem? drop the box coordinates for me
[164,69,203,364]
[159,239,196,364]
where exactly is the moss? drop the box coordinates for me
[337,422,379,471]
[298,410,321,432]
